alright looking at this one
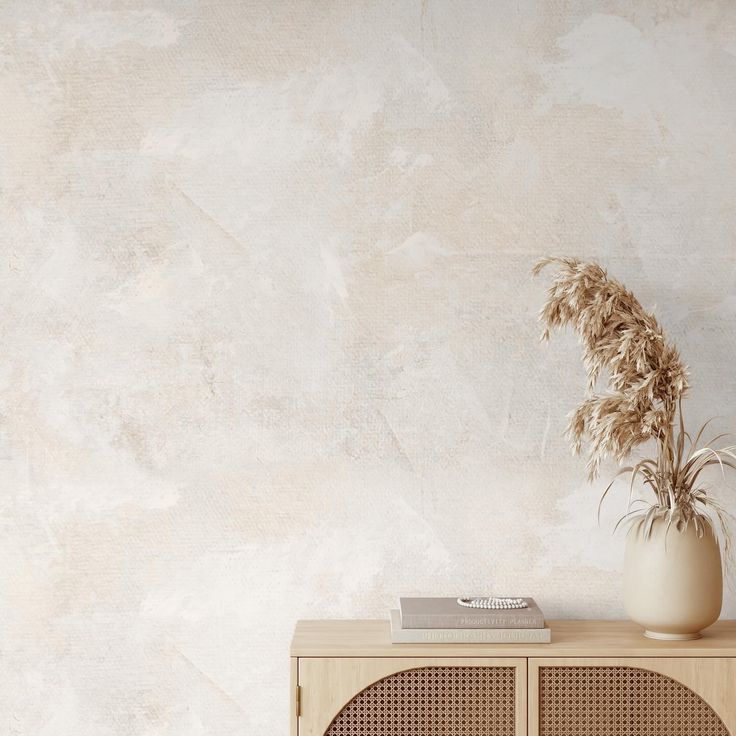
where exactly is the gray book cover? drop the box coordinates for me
[399,597,545,629]
[390,610,552,643]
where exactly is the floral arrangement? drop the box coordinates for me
[534,257,735,542]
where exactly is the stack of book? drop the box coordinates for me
[390,597,551,643]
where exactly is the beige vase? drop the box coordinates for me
[623,514,722,640]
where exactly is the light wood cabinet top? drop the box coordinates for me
[291,619,736,657]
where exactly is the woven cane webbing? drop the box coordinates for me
[325,666,516,735]
[539,666,728,736]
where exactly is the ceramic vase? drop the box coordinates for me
[623,514,722,640]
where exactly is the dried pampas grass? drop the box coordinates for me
[533,257,688,479]
[534,257,735,543]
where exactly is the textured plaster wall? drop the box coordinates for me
[3,0,736,733]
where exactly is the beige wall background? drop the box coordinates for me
[3,0,736,732]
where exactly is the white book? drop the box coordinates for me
[390,610,551,643]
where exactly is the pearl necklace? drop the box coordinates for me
[457,596,527,610]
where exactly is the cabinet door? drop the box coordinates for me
[529,657,736,736]
[298,656,526,736]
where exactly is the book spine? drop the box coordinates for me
[401,613,544,629]
[391,627,552,644]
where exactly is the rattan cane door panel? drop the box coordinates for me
[298,657,527,736]
[529,658,736,736]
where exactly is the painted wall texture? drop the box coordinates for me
[3,0,736,732]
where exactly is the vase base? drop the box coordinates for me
[644,629,702,641]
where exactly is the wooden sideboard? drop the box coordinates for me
[290,619,736,736]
